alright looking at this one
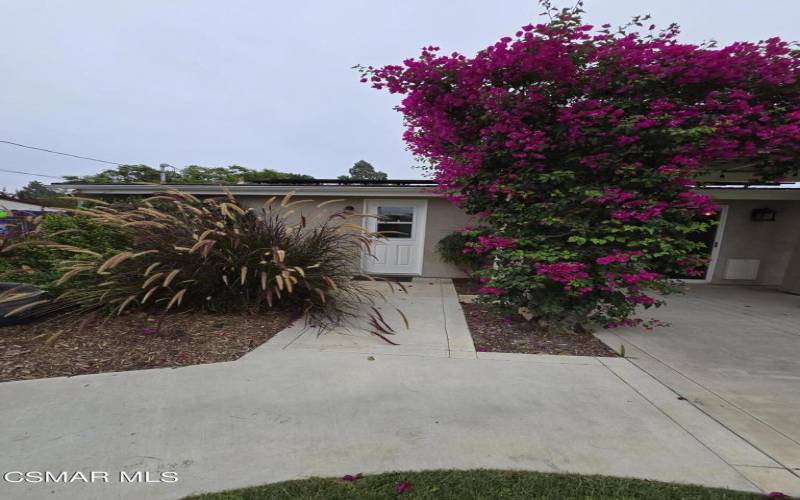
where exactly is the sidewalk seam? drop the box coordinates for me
[440,280,452,357]
[596,357,765,494]
[602,330,800,461]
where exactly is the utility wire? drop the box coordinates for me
[0,168,64,179]
[0,140,123,166]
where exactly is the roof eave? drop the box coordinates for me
[49,183,441,198]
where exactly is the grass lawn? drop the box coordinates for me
[184,469,763,499]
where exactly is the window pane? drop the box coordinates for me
[377,206,413,222]
[377,223,412,238]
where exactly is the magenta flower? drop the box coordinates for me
[534,262,589,283]
[362,4,800,330]
[396,481,413,493]
[478,286,507,296]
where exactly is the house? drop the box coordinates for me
[51,180,473,278]
[0,194,63,237]
[51,179,800,293]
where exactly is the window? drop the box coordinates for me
[378,206,413,222]
[376,206,414,238]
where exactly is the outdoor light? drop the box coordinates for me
[751,208,777,222]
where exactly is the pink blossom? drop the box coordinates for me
[364,6,800,328]
[535,262,590,283]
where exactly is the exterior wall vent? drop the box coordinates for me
[724,259,760,280]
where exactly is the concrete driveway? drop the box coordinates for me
[1,280,797,499]
[597,285,800,493]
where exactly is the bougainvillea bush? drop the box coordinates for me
[362,2,800,329]
[436,227,493,273]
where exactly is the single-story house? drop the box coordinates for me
[0,194,63,237]
[51,179,800,293]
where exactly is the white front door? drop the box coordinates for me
[363,199,427,275]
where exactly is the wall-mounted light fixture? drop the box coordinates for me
[751,208,777,222]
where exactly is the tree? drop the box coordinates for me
[363,2,800,329]
[63,165,161,183]
[338,160,388,180]
[16,181,58,201]
[14,181,77,208]
[63,164,312,184]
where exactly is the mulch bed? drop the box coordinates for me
[452,278,483,295]
[461,303,617,357]
[0,310,298,383]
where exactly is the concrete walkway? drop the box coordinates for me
[251,279,476,359]
[0,280,793,499]
[596,284,800,496]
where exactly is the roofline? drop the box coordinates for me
[50,181,800,202]
[700,188,800,201]
[50,179,437,187]
[50,183,441,198]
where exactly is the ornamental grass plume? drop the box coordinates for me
[1,189,406,337]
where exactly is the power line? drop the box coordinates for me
[0,168,64,179]
[0,140,123,165]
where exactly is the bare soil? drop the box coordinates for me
[0,310,298,383]
[461,303,617,357]
[452,278,483,295]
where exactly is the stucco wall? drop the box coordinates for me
[710,200,800,286]
[421,198,473,278]
[236,195,472,278]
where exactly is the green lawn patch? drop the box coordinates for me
[184,469,762,499]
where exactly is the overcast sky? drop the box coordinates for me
[1,1,798,191]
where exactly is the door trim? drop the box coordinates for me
[361,199,428,276]
[682,204,729,284]
[703,204,728,283]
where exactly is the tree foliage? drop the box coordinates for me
[13,181,76,208]
[63,164,313,184]
[338,160,388,180]
[0,213,129,288]
[363,2,800,328]
[15,181,56,201]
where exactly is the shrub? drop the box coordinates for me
[2,190,391,329]
[362,2,799,329]
[0,214,129,288]
[436,228,491,273]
